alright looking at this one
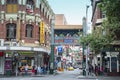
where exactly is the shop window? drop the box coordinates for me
[1,0,5,5]
[6,23,16,41]
[25,24,33,38]
[6,0,18,13]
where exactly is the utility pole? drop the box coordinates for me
[85,5,89,77]
[49,16,55,74]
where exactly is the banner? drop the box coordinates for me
[16,17,20,41]
[40,21,45,44]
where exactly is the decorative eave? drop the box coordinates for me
[55,25,82,30]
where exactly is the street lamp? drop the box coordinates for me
[85,5,89,77]
[82,5,89,76]
[12,51,20,76]
[49,16,55,74]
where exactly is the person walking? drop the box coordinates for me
[95,64,98,76]
[24,64,28,76]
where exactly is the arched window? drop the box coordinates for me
[26,0,34,13]
[6,0,18,13]
[26,24,33,38]
[40,4,41,12]
[6,23,16,40]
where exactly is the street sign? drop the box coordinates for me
[58,46,63,53]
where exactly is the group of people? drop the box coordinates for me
[18,64,49,76]
[88,64,104,76]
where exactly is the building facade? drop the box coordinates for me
[0,0,54,75]
[91,0,120,76]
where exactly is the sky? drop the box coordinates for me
[48,0,92,25]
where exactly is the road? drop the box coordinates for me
[0,68,120,80]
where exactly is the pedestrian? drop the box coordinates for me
[18,66,22,75]
[88,64,92,75]
[95,64,98,76]
[37,66,41,74]
[24,64,28,76]
[32,66,35,76]
[34,65,37,75]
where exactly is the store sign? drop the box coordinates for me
[64,39,73,43]
[40,21,45,44]
[58,46,63,53]
[55,39,63,43]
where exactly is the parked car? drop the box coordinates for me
[67,67,74,71]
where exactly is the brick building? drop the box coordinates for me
[91,0,120,76]
[0,0,54,75]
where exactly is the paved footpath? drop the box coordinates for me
[0,69,120,80]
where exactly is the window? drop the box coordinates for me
[18,0,22,5]
[36,0,40,8]
[6,0,18,13]
[102,12,106,18]
[26,24,33,38]
[6,23,16,41]
[1,0,5,5]
[7,0,17,4]
[26,0,34,13]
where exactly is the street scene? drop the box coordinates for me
[0,0,120,80]
[0,69,120,80]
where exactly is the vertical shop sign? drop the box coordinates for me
[40,21,45,44]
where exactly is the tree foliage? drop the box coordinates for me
[98,0,120,39]
[80,33,111,53]
[80,0,120,53]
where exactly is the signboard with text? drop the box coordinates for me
[40,21,45,44]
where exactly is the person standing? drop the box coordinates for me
[24,64,28,76]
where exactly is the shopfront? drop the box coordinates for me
[4,51,37,75]
[102,45,120,76]
[0,52,4,75]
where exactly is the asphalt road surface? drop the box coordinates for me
[0,68,120,80]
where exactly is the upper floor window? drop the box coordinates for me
[1,0,5,5]
[36,0,40,8]
[26,24,33,38]
[26,0,34,14]
[7,0,17,4]
[6,0,18,13]
[6,23,16,40]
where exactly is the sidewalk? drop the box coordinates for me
[77,75,97,79]
[77,69,97,79]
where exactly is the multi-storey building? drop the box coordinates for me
[91,0,120,76]
[0,0,54,75]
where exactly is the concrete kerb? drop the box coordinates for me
[77,75,97,79]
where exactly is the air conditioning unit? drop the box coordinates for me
[0,39,4,46]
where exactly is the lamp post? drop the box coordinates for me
[49,16,55,74]
[13,51,20,76]
[82,5,89,76]
[85,5,89,77]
